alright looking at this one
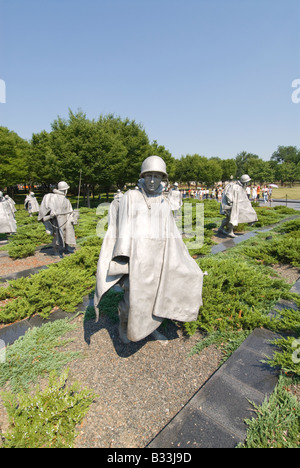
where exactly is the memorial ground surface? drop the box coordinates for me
[0,202,299,448]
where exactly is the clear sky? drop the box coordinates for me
[0,0,299,160]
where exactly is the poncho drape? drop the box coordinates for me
[94,185,204,342]
[24,194,40,214]
[0,198,17,234]
[38,190,76,247]
[220,182,258,226]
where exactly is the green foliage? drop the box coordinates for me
[238,376,300,448]
[189,330,250,363]
[275,217,300,234]
[1,369,97,448]
[243,232,300,267]
[184,255,293,335]
[0,245,99,323]
[264,334,300,377]
[5,211,51,259]
[0,319,80,392]
[273,205,299,215]
[85,289,124,323]
[7,242,36,259]
[74,207,101,241]
[254,206,285,227]
[0,127,31,188]
[174,153,232,185]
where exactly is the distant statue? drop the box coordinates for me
[4,195,16,214]
[218,174,258,238]
[0,191,17,234]
[114,189,124,201]
[38,181,79,256]
[24,192,40,216]
[168,182,182,214]
[94,156,204,344]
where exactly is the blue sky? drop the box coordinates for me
[0,0,299,160]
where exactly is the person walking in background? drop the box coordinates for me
[262,185,268,203]
[268,187,273,202]
[24,192,40,216]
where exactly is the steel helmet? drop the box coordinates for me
[240,174,251,184]
[140,156,168,177]
[57,181,70,191]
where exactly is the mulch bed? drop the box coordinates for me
[0,248,60,277]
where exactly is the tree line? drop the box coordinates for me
[1,109,300,202]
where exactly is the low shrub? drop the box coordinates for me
[0,245,99,324]
[184,255,296,335]
[243,233,300,267]
[238,375,300,448]
[1,370,97,448]
[0,319,80,392]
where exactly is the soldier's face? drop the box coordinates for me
[143,172,163,192]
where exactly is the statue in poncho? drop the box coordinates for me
[218,174,258,238]
[24,192,40,216]
[4,195,16,214]
[0,191,17,234]
[168,182,182,218]
[38,181,78,256]
[94,156,204,344]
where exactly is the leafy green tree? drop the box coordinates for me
[198,158,223,186]
[235,151,260,178]
[30,130,63,188]
[221,159,237,181]
[0,127,31,193]
[276,161,298,186]
[271,145,300,165]
[98,114,153,188]
[175,154,200,186]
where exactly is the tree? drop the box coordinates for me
[174,154,223,187]
[0,127,31,193]
[97,114,153,188]
[235,151,260,178]
[175,154,201,186]
[276,162,298,186]
[221,159,237,182]
[30,130,63,188]
[271,146,300,165]
[198,158,222,186]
